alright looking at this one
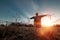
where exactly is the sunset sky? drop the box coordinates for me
[0,0,60,24]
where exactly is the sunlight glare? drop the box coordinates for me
[41,16,54,27]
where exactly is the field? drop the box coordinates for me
[0,23,60,40]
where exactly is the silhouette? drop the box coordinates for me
[30,12,47,27]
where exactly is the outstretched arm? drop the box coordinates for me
[39,15,47,17]
[30,16,35,19]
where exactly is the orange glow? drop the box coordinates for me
[36,27,55,36]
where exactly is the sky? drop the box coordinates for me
[0,0,60,24]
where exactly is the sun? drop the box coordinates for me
[41,16,54,27]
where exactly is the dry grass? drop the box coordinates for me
[0,23,60,40]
